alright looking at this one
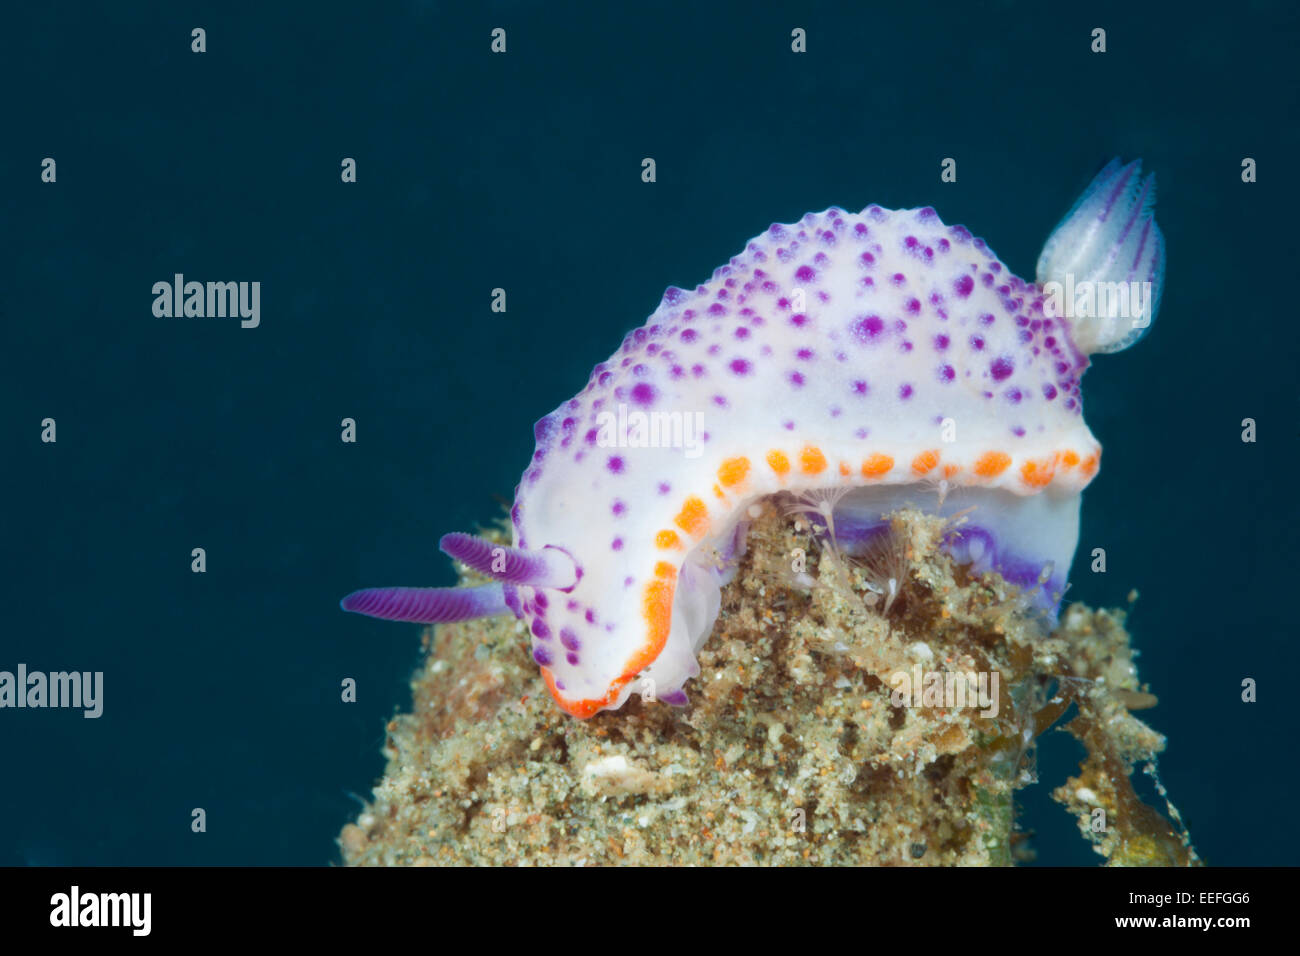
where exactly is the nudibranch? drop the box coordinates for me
[344,159,1165,718]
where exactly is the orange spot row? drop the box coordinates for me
[755,444,1096,490]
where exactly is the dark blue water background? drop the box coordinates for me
[3,1,1296,864]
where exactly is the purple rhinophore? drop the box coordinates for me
[340,583,507,623]
[439,532,575,588]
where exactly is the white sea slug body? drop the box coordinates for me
[344,159,1166,718]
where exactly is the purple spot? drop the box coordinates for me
[533,646,554,667]
[954,274,974,297]
[532,619,550,639]
[729,358,751,375]
[934,334,950,350]
[611,500,627,516]
[970,335,985,351]
[795,265,816,282]
[630,382,656,406]
[1042,384,1058,400]
[611,537,624,551]
[658,481,671,495]
[566,652,580,666]
[790,313,808,327]
[851,314,885,342]
[796,348,814,360]
[990,357,1015,382]
[734,326,751,340]
[680,328,699,343]
[561,629,581,651]
[906,297,921,314]
[851,379,869,395]
[788,370,805,387]
[939,364,955,382]
[899,383,914,399]
[607,456,625,474]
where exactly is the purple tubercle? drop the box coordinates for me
[630,382,657,406]
[990,357,1015,381]
[852,314,885,342]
